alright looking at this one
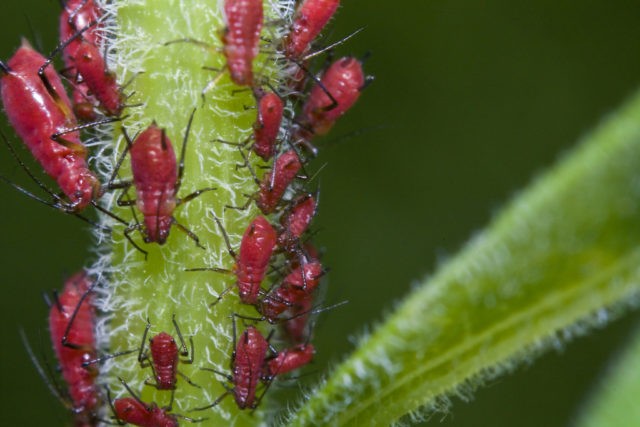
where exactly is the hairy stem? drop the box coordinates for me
[92,1,295,424]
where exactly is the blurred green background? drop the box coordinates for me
[3,0,640,425]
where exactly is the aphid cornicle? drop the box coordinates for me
[222,0,264,86]
[285,0,341,58]
[300,56,366,136]
[0,42,100,212]
[48,271,99,414]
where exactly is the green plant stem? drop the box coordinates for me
[95,1,289,425]
[288,90,640,426]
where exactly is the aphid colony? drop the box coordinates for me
[6,0,369,424]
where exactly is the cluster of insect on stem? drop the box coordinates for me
[4,0,370,425]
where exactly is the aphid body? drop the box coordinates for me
[232,326,269,409]
[301,56,365,135]
[222,0,264,86]
[59,0,103,120]
[130,124,178,244]
[252,90,284,161]
[264,343,315,378]
[72,41,123,117]
[48,271,98,413]
[148,332,180,390]
[235,215,277,304]
[278,194,316,251]
[286,0,341,58]
[0,43,99,211]
[113,397,178,427]
[256,150,302,214]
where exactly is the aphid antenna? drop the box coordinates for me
[188,386,231,412]
[19,328,72,408]
[173,413,209,424]
[0,174,107,230]
[24,14,45,54]
[117,377,146,407]
[120,71,145,92]
[301,27,366,62]
[51,115,126,142]
[81,349,138,368]
[2,132,108,224]
[289,59,338,109]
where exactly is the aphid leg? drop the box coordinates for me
[104,386,127,426]
[171,218,206,250]
[60,275,95,350]
[50,116,124,143]
[123,223,150,259]
[175,108,196,192]
[137,318,152,368]
[20,329,72,408]
[38,18,99,105]
[172,314,193,361]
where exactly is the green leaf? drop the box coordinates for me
[287,90,640,426]
[576,324,640,427]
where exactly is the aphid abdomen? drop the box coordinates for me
[73,42,123,117]
[286,0,341,58]
[235,216,277,304]
[149,332,180,390]
[130,125,179,244]
[222,0,264,86]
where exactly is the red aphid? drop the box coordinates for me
[252,89,284,161]
[284,296,314,343]
[235,215,278,304]
[59,0,103,120]
[48,271,98,413]
[113,397,178,427]
[129,124,178,244]
[222,0,264,86]
[283,261,323,292]
[256,150,302,214]
[264,344,315,378]
[286,0,340,58]
[232,326,269,409]
[301,56,365,135]
[195,326,269,411]
[257,263,321,323]
[147,332,180,390]
[60,0,102,49]
[72,41,124,117]
[0,42,99,211]
[258,283,304,321]
[278,193,316,251]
